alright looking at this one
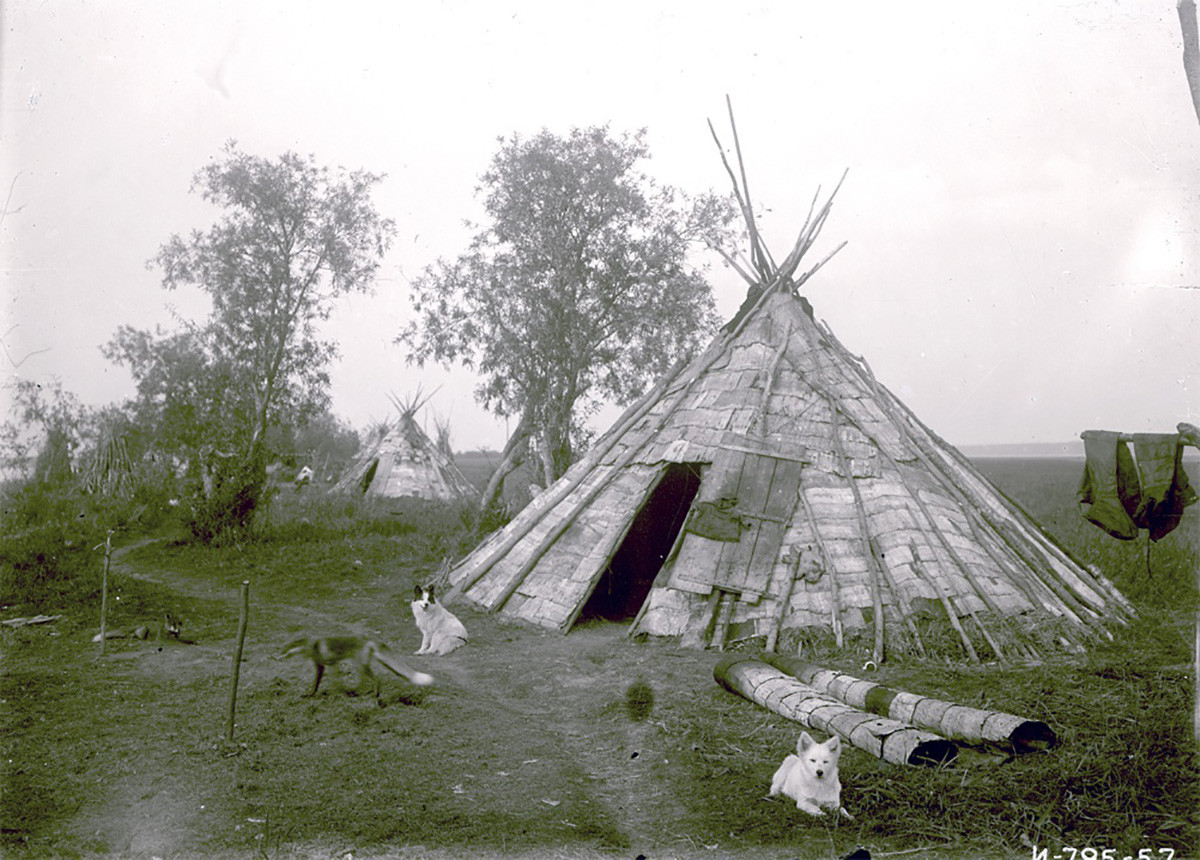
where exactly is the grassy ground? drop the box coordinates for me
[1,459,1198,859]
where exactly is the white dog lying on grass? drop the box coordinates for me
[769,731,854,819]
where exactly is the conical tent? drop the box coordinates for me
[445,114,1132,662]
[335,393,478,503]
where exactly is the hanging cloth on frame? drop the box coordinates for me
[1079,430,1197,541]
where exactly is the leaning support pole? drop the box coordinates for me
[765,656,1056,753]
[714,655,956,767]
[226,580,250,742]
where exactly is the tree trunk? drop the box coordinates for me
[765,656,1056,753]
[714,656,956,767]
[479,413,533,521]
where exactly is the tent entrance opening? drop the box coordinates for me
[575,461,704,624]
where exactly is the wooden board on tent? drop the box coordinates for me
[669,447,747,595]
[722,455,805,600]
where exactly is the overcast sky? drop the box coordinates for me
[2,1,1198,453]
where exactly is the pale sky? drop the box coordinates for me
[2,1,1198,453]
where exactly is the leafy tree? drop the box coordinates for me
[400,126,735,507]
[0,378,90,485]
[106,142,395,538]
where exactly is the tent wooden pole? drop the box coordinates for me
[910,542,979,663]
[779,172,848,284]
[682,589,723,650]
[817,321,1126,631]
[764,553,799,653]
[755,321,790,438]
[869,536,928,659]
[796,484,844,649]
[818,318,1108,599]
[871,437,1033,660]
[800,348,1032,661]
[764,479,810,652]
[627,500,696,638]
[804,397,933,657]
[710,589,737,651]
[825,398,886,664]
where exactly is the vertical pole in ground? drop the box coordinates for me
[226,580,250,742]
[97,530,114,656]
[1178,422,1200,751]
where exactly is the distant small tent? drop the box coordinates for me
[335,392,478,503]
[443,109,1133,662]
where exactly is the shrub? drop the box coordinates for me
[180,456,276,544]
[0,481,103,609]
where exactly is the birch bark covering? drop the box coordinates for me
[714,655,956,767]
[444,127,1131,657]
[765,656,1056,752]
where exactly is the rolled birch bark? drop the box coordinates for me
[764,655,1056,753]
[714,656,956,767]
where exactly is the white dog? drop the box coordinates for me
[411,585,469,656]
[769,731,853,819]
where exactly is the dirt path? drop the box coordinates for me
[84,537,729,857]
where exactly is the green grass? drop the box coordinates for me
[1,458,1198,858]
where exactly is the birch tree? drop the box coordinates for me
[400,126,734,509]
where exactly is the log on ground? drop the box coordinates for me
[714,655,956,767]
[764,655,1056,753]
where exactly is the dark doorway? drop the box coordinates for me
[359,459,379,492]
[575,462,704,624]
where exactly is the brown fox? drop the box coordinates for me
[281,635,434,704]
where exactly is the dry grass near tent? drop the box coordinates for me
[2,462,1197,858]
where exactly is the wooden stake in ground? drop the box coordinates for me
[96,530,114,657]
[714,655,956,767]
[765,655,1056,753]
[226,580,250,742]
[1178,420,1200,752]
